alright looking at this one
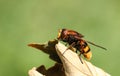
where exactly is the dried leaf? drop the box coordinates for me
[29,63,65,76]
[55,42,110,76]
[28,39,61,63]
[28,40,110,76]
[37,63,65,76]
[28,67,44,76]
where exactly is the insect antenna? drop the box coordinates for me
[87,41,107,50]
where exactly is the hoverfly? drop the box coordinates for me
[57,29,107,63]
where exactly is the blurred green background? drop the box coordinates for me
[0,0,120,75]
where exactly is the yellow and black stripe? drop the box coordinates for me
[81,40,92,60]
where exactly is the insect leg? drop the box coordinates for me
[78,52,83,64]
[63,42,76,54]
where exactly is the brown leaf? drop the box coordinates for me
[28,40,111,76]
[28,39,61,63]
[36,63,65,76]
